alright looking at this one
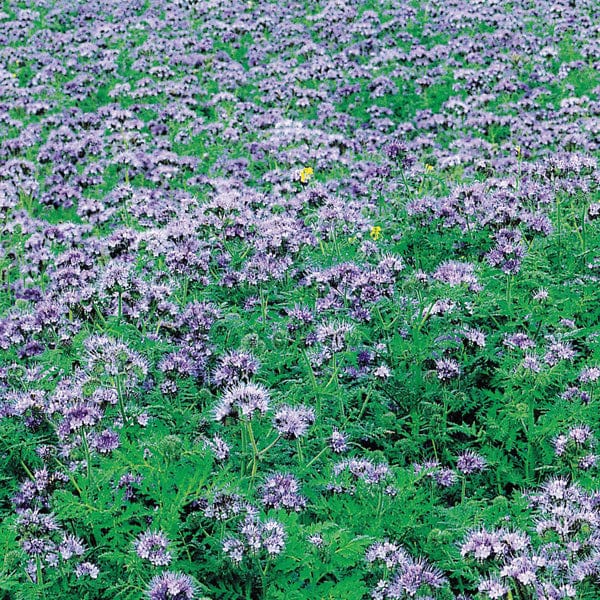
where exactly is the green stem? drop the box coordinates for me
[397,166,413,200]
[115,375,128,426]
[506,275,513,311]
[304,446,327,470]
[240,423,248,477]
[36,555,43,586]
[260,556,270,600]
[257,434,281,458]
[246,420,259,478]
[93,301,106,324]
[81,429,91,484]
[118,291,123,321]
[296,438,304,465]
[376,489,384,520]
[357,385,373,421]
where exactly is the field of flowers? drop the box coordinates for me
[1,0,599,598]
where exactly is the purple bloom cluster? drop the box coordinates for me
[456,451,487,475]
[202,491,251,522]
[432,261,481,291]
[330,428,349,453]
[261,473,307,512]
[330,458,393,495]
[134,530,172,567]
[414,460,460,488]
[366,541,447,599]
[222,516,286,564]
[462,477,600,598]
[147,572,194,600]
[273,404,316,439]
[212,350,260,388]
[434,358,461,382]
[214,382,270,422]
[485,228,526,275]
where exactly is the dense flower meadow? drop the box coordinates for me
[0,0,599,598]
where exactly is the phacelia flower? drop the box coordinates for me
[147,572,194,600]
[273,405,315,439]
[456,451,487,475]
[134,530,172,566]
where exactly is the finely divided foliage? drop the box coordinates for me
[0,0,599,598]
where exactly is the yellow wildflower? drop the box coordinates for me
[515,145,522,158]
[425,164,434,173]
[370,226,382,241]
[299,167,314,184]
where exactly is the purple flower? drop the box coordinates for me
[485,228,525,275]
[117,473,143,502]
[366,542,447,599]
[333,458,391,486]
[504,332,536,350]
[522,354,542,372]
[544,340,576,366]
[579,366,600,384]
[553,435,569,457]
[366,541,408,568]
[84,335,148,387]
[224,516,286,563]
[147,572,194,600]
[435,358,461,381]
[315,320,354,353]
[463,327,487,348]
[212,350,260,388]
[261,473,306,512]
[90,429,120,454]
[578,454,598,470]
[499,555,538,585]
[388,556,446,597]
[222,537,245,564]
[135,530,172,566]
[59,534,86,560]
[214,382,270,422]
[568,425,592,445]
[203,492,248,521]
[373,364,391,379]
[273,405,315,439]
[74,562,99,579]
[456,451,487,475]
[204,434,230,462]
[58,403,102,438]
[434,468,458,487]
[330,428,348,453]
[588,203,600,220]
[261,520,286,556]
[478,577,509,599]
[432,260,481,291]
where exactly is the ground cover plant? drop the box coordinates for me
[0,0,599,598]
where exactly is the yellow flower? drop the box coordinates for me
[425,164,434,173]
[370,226,382,241]
[299,167,314,184]
[515,145,522,158]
